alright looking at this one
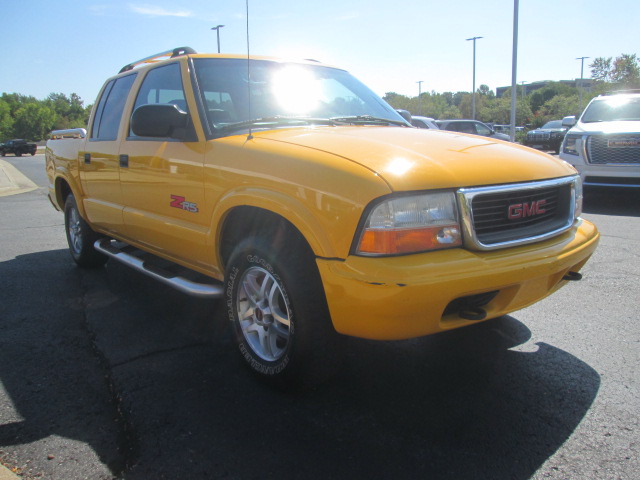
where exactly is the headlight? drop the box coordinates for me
[355,192,462,256]
[563,134,581,156]
[574,175,583,219]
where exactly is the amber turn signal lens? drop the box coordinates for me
[358,225,461,255]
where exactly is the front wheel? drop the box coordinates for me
[64,194,108,268]
[225,236,342,388]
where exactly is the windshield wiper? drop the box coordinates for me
[216,116,338,134]
[330,115,409,127]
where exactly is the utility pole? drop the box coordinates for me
[211,25,225,53]
[417,81,424,115]
[466,36,483,119]
[576,56,590,113]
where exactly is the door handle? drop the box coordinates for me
[84,153,91,164]
[119,154,129,168]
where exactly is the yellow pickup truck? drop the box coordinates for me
[46,47,599,386]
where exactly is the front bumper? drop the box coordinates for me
[317,219,599,340]
[572,163,640,188]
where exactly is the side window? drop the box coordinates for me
[475,123,491,136]
[459,122,475,134]
[130,63,188,137]
[90,74,136,140]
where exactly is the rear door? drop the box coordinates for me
[80,73,137,233]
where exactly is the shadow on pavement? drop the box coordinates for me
[1,250,601,480]
[0,249,126,478]
[583,186,640,217]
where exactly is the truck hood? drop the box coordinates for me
[572,120,640,135]
[254,126,576,191]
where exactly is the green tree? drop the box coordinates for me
[12,103,57,141]
[590,53,640,87]
[529,82,579,114]
[46,92,89,130]
[610,54,640,86]
[0,99,14,140]
[590,57,613,82]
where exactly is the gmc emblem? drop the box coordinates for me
[508,199,547,220]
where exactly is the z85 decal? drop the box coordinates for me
[170,195,199,213]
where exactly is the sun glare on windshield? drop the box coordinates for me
[271,67,321,115]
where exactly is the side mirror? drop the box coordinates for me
[131,104,189,138]
[562,115,576,128]
[396,109,412,123]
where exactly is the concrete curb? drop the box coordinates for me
[0,464,20,480]
[0,159,38,197]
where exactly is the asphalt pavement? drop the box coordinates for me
[0,161,26,480]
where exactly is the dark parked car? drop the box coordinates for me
[411,115,440,129]
[524,120,567,153]
[436,119,511,141]
[0,139,37,157]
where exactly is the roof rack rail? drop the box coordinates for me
[603,89,640,96]
[119,46,197,74]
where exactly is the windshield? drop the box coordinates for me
[541,120,563,129]
[581,97,640,123]
[192,58,405,135]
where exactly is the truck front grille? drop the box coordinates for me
[586,134,640,164]
[528,132,550,141]
[457,177,578,251]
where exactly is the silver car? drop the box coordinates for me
[436,119,511,141]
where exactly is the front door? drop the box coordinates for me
[119,61,208,268]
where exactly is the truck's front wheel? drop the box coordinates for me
[225,236,341,388]
[64,195,108,268]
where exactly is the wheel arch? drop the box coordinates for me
[213,188,346,269]
[53,176,89,219]
[218,205,318,271]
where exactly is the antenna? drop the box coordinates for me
[246,0,253,140]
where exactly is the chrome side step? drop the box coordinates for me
[94,238,223,299]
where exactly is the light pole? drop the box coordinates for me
[520,81,526,101]
[417,80,424,114]
[466,36,483,119]
[211,25,225,53]
[576,56,590,113]
[509,0,519,142]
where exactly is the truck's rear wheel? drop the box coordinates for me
[64,194,108,268]
[225,235,341,388]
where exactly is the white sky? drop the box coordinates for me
[2,0,638,105]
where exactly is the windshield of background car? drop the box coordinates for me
[542,120,563,129]
[581,97,640,123]
[192,58,403,134]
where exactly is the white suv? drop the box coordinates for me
[560,91,640,188]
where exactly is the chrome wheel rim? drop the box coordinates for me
[68,207,82,254]
[236,266,291,362]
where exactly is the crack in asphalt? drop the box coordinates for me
[77,270,140,478]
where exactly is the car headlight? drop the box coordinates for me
[573,175,583,219]
[563,134,581,156]
[355,192,462,256]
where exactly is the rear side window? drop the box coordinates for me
[91,74,136,140]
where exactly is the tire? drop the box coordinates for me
[15,152,22,157]
[225,234,342,388]
[64,194,108,268]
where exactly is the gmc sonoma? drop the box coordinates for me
[46,47,599,386]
